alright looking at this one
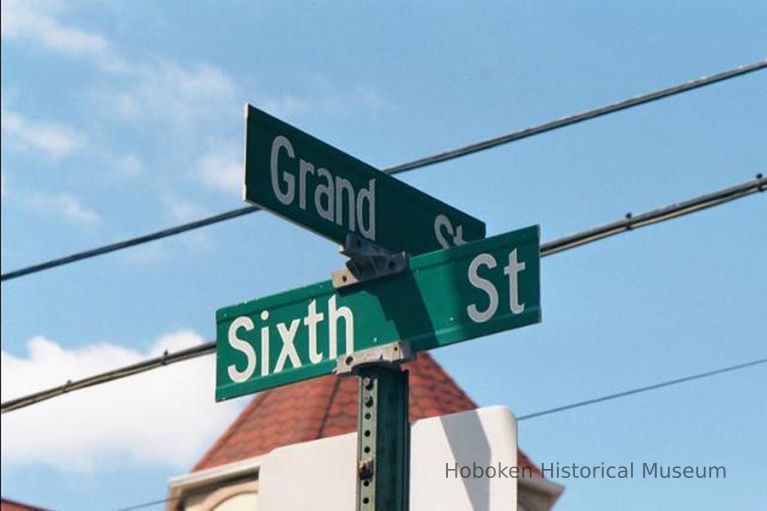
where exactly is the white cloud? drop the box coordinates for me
[0,0,125,72]
[113,153,144,178]
[106,60,385,137]
[162,194,208,223]
[112,61,238,131]
[260,88,387,119]
[1,331,243,472]
[27,193,101,225]
[117,195,214,266]
[159,194,215,252]
[197,148,242,195]
[260,95,312,118]
[2,0,390,209]
[122,242,169,265]
[2,108,86,159]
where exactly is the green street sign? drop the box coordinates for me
[243,105,486,254]
[216,225,540,400]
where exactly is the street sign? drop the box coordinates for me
[216,225,540,401]
[243,105,486,254]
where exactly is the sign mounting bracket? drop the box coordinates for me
[335,341,415,375]
[332,234,409,289]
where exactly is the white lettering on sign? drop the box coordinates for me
[260,310,270,376]
[328,295,354,359]
[226,295,355,380]
[270,135,376,240]
[504,249,526,314]
[271,136,295,205]
[466,249,526,323]
[304,299,325,364]
[434,214,466,249]
[274,319,301,372]
[227,316,257,383]
[466,254,499,323]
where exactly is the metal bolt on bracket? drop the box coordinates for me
[358,458,375,479]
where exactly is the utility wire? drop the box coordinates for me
[383,59,767,174]
[2,59,764,282]
[112,496,180,511]
[541,173,766,256]
[2,173,764,414]
[0,342,217,413]
[0,207,259,281]
[516,357,767,422]
[110,355,767,511]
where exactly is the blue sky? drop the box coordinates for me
[1,1,765,510]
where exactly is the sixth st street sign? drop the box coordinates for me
[216,225,540,400]
[243,105,486,254]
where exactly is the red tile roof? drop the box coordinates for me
[194,352,542,477]
[1,498,50,511]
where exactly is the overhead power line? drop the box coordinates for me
[383,59,767,174]
[541,173,766,255]
[113,496,180,511]
[516,357,767,422]
[111,356,767,511]
[2,173,763,414]
[2,59,764,282]
[0,207,259,281]
[0,342,217,414]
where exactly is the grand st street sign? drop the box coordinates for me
[216,225,540,400]
[243,105,486,254]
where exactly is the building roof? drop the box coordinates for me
[194,352,542,477]
[1,498,50,511]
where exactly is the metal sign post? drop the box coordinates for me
[356,365,409,511]
[334,234,415,511]
[337,342,414,511]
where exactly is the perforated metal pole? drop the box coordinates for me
[356,365,410,511]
